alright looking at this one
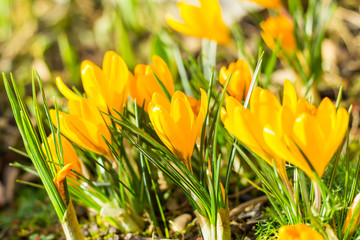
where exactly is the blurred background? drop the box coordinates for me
[0,0,359,239]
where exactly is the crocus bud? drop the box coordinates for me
[342,193,360,235]
[53,163,73,203]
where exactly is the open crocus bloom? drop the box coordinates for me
[51,77,111,157]
[81,51,131,115]
[263,80,349,178]
[165,0,230,45]
[46,134,82,177]
[130,55,175,111]
[148,89,208,170]
[239,0,282,9]
[221,79,349,179]
[290,98,349,177]
[278,223,324,240]
[260,14,296,53]
[219,59,252,102]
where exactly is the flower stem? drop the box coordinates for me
[312,180,321,213]
[173,45,193,97]
[195,209,231,240]
[62,200,84,240]
[201,39,217,81]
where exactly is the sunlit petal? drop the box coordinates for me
[46,134,82,176]
[282,79,297,113]
[56,77,82,101]
[131,55,175,111]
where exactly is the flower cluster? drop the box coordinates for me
[6,0,353,239]
[51,51,207,165]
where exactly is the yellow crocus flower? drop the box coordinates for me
[291,97,349,177]
[165,0,230,45]
[260,14,296,53]
[219,59,252,102]
[221,88,287,176]
[148,89,208,170]
[46,133,82,177]
[259,81,312,176]
[51,77,111,157]
[130,55,175,111]
[278,223,324,240]
[263,80,348,178]
[222,79,349,179]
[81,50,131,115]
[239,0,282,9]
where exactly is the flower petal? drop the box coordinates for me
[152,55,175,95]
[165,14,199,37]
[315,97,336,139]
[56,77,82,101]
[81,60,106,101]
[292,113,325,177]
[149,101,188,159]
[54,163,73,184]
[250,87,281,131]
[47,134,82,175]
[282,79,297,113]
